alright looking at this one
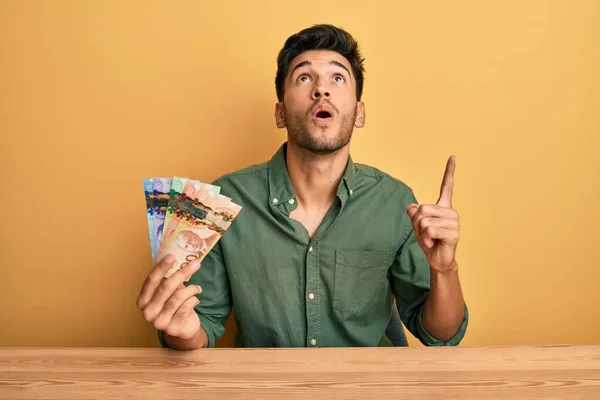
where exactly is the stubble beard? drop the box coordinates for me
[284,104,357,155]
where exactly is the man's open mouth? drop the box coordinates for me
[315,110,332,119]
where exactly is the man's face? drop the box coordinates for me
[275,50,365,154]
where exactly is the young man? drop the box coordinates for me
[137,24,469,349]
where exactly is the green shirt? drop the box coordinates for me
[160,143,468,348]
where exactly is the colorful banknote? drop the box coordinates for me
[151,178,172,261]
[142,179,155,258]
[157,180,223,263]
[160,191,242,279]
[142,176,241,278]
[162,176,189,235]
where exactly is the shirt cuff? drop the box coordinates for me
[197,314,223,348]
[157,329,168,348]
[415,304,469,346]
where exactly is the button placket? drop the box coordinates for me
[306,241,320,348]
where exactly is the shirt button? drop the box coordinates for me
[272,198,278,204]
[350,189,354,195]
[289,198,295,204]
[308,293,315,300]
[308,246,313,252]
[311,339,317,346]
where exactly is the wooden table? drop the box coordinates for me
[0,345,599,399]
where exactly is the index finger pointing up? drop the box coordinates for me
[436,155,456,207]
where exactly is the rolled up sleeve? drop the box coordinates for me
[412,302,469,346]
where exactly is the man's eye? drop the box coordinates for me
[334,75,345,83]
[298,75,311,83]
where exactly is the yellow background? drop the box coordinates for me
[1,1,598,348]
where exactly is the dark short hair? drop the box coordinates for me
[275,24,366,102]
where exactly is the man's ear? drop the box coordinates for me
[275,102,286,128]
[354,101,366,128]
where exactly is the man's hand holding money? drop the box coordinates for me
[137,255,208,348]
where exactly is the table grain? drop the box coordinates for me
[1,345,599,399]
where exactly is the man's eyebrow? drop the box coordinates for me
[290,60,312,77]
[329,60,351,77]
[289,60,352,78]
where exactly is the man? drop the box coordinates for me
[137,24,469,349]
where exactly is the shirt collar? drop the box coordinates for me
[267,142,357,206]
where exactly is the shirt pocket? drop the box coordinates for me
[332,249,394,316]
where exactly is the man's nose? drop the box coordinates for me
[312,86,330,100]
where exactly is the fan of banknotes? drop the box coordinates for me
[142,177,242,278]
